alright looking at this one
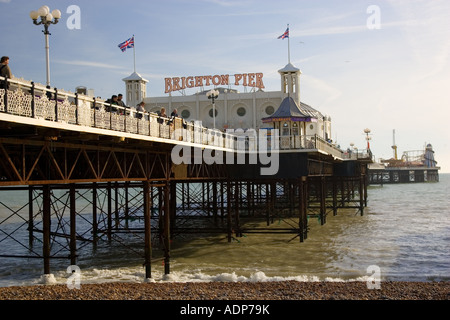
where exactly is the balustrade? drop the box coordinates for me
[0,76,235,150]
[1,76,349,159]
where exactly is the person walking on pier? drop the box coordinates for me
[117,93,127,115]
[106,95,119,113]
[169,108,179,125]
[0,56,12,90]
[136,101,145,119]
[158,107,167,124]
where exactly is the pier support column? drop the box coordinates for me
[42,185,51,275]
[364,174,368,207]
[114,182,119,229]
[234,181,241,237]
[298,177,308,242]
[212,181,218,224]
[107,182,112,241]
[359,176,364,216]
[92,183,98,248]
[247,181,253,217]
[69,184,77,266]
[28,186,34,247]
[332,177,338,216]
[143,181,152,279]
[226,180,232,242]
[320,177,326,225]
[289,181,295,216]
[269,182,276,225]
[220,181,225,220]
[125,182,130,229]
[163,181,171,275]
[170,181,177,235]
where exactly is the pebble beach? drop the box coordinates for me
[0,281,448,300]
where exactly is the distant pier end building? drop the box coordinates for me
[368,143,440,184]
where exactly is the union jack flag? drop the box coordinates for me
[277,28,289,39]
[118,36,134,52]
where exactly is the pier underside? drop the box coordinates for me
[0,127,369,280]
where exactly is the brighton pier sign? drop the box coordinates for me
[165,73,265,94]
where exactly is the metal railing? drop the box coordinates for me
[342,149,373,160]
[1,76,357,160]
[0,76,235,150]
[277,134,344,158]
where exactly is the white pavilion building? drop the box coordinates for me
[122,61,332,142]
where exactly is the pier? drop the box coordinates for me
[368,166,440,184]
[0,76,372,281]
[368,144,440,184]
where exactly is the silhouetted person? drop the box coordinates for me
[0,56,12,90]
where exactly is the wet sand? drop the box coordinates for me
[0,281,448,300]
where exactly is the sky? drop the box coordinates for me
[1,0,449,172]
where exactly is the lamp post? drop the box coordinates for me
[30,6,61,87]
[207,89,219,130]
[364,128,372,150]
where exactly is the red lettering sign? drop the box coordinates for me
[164,73,264,94]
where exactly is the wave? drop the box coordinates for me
[16,268,375,288]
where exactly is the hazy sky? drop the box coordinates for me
[1,0,449,172]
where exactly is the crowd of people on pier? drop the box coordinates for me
[104,93,180,125]
[104,93,146,118]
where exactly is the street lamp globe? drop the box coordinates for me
[52,9,62,19]
[30,5,61,87]
[207,89,219,99]
[38,5,49,17]
[29,10,40,20]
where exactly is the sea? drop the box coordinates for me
[0,174,449,288]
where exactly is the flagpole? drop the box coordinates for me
[287,24,291,64]
[133,34,136,73]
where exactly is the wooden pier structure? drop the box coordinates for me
[0,77,372,281]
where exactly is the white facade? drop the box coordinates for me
[123,63,332,140]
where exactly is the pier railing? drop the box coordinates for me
[277,134,344,158]
[1,76,351,159]
[342,149,373,161]
[0,77,236,150]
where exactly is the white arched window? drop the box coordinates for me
[282,122,290,136]
[292,122,299,136]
